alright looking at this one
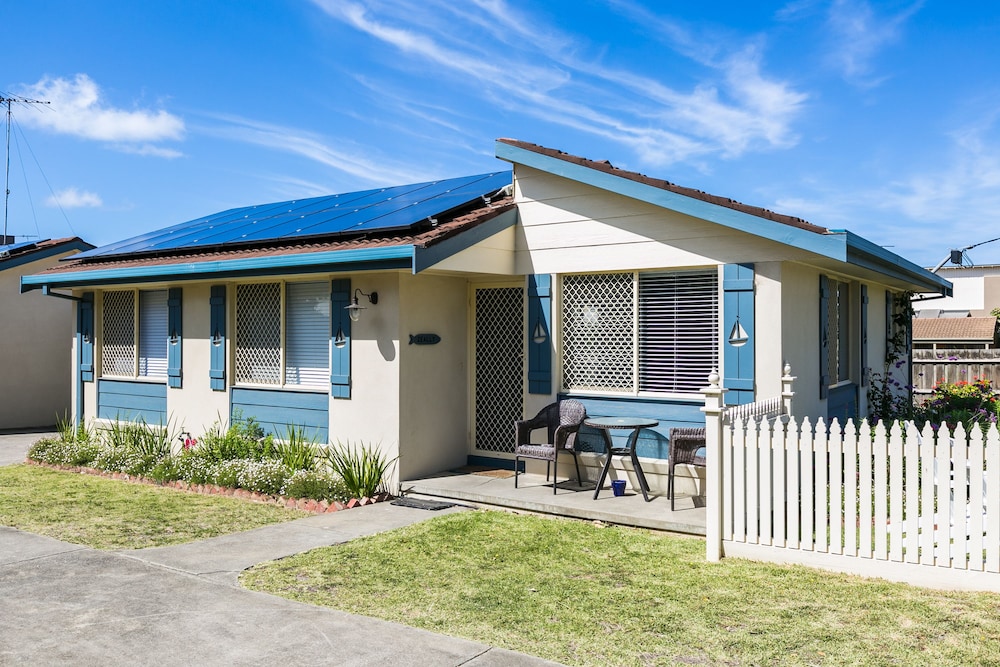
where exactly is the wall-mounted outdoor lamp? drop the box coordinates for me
[345,288,378,322]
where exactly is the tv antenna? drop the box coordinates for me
[930,236,1000,273]
[1,94,49,243]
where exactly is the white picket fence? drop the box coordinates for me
[702,370,1000,592]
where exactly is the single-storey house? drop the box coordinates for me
[1,236,94,429]
[20,140,951,492]
[912,316,1000,351]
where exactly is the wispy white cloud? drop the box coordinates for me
[200,113,429,185]
[309,0,808,167]
[824,0,923,86]
[45,187,103,209]
[15,74,184,152]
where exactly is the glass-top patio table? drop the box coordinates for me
[585,416,658,502]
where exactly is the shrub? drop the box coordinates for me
[283,469,349,502]
[28,437,98,466]
[175,450,218,485]
[147,455,183,483]
[323,441,396,499]
[917,377,999,432]
[197,413,274,462]
[234,460,289,495]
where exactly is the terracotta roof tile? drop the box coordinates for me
[912,316,999,341]
[497,138,829,235]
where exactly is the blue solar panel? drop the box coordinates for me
[74,172,512,260]
[0,240,37,257]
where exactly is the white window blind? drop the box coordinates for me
[138,290,168,378]
[638,271,718,393]
[285,282,330,387]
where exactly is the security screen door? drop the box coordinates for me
[472,285,524,456]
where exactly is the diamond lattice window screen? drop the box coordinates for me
[638,271,718,393]
[561,273,634,393]
[285,281,330,387]
[138,290,168,378]
[474,287,524,454]
[102,290,135,377]
[235,283,281,385]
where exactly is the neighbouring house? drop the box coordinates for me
[19,139,951,493]
[911,264,1000,319]
[1,237,95,429]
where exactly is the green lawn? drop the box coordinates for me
[0,464,306,549]
[243,510,1000,667]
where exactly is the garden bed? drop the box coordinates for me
[25,458,393,514]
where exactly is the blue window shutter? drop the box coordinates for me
[78,293,94,383]
[167,288,183,388]
[527,274,552,394]
[330,279,351,399]
[209,286,226,391]
[819,275,830,399]
[860,285,869,387]
[723,264,754,405]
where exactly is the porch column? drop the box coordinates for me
[702,370,727,562]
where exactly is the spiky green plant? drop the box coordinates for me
[272,424,319,471]
[323,441,396,499]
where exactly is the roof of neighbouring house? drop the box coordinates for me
[0,237,94,272]
[912,316,1000,342]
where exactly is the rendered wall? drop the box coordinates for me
[0,252,78,429]
[397,272,470,480]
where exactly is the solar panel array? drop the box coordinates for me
[74,171,513,260]
[0,241,38,257]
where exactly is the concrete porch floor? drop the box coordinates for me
[401,468,707,535]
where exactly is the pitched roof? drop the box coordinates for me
[25,196,515,284]
[912,316,999,342]
[495,138,829,235]
[0,237,94,272]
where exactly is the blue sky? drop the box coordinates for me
[4,1,1000,267]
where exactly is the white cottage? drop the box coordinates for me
[21,140,950,492]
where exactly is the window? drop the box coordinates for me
[825,278,853,384]
[561,270,719,395]
[235,281,330,388]
[101,289,168,378]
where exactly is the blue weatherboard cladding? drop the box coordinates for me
[167,288,182,388]
[723,264,755,405]
[527,275,552,394]
[231,387,329,442]
[209,286,226,391]
[98,380,167,424]
[330,278,351,399]
[819,275,830,399]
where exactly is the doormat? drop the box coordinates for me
[391,497,456,511]
[452,465,516,479]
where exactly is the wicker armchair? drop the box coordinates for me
[514,400,587,494]
[668,427,707,510]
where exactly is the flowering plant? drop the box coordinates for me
[917,376,999,432]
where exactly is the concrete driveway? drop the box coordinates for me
[0,432,563,666]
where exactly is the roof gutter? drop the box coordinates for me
[21,245,416,292]
[838,231,953,296]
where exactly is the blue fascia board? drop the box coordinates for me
[840,231,952,295]
[495,141,847,259]
[1,239,95,274]
[21,246,416,292]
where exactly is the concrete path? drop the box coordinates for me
[0,432,564,666]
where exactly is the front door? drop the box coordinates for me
[472,285,524,458]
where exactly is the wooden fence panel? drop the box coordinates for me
[912,348,1000,392]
